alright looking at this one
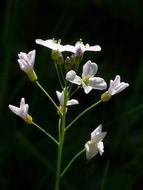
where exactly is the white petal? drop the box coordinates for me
[91,124,102,138]
[36,39,65,52]
[82,61,98,77]
[97,141,104,155]
[85,141,98,160]
[85,44,101,52]
[9,105,20,116]
[82,84,92,94]
[18,59,28,71]
[56,90,64,106]
[108,80,114,95]
[36,39,53,48]
[88,77,107,90]
[67,99,79,106]
[27,50,36,67]
[66,70,81,85]
[20,98,26,107]
[115,83,129,94]
[114,75,120,85]
[91,125,107,142]
[64,45,76,53]
[18,52,28,60]
[19,98,29,117]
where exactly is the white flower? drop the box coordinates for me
[66,60,107,94]
[9,98,32,124]
[18,50,37,81]
[64,41,101,55]
[35,39,65,52]
[18,50,36,72]
[56,90,79,108]
[108,75,129,96]
[35,39,101,55]
[85,124,107,160]
[101,75,129,102]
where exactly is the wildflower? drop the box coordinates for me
[101,75,129,102]
[85,124,107,160]
[35,39,65,52]
[36,39,65,63]
[36,39,101,55]
[66,60,107,94]
[18,50,37,81]
[8,98,33,124]
[64,40,101,56]
[56,90,79,113]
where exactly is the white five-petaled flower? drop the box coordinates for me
[56,90,79,109]
[18,50,37,81]
[108,75,129,95]
[36,39,65,52]
[64,41,101,56]
[85,124,107,160]
[66,60,107,94]
[8,98,32,124]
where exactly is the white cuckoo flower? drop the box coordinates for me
[108,75,129,95]
[18,50,37,81]
[101,75,129,102]
[65,41,101,56]
[85,124,107,160]
[36,39,101,55]
[9,98,32,124]
[56,90,79,107]
[66,60,107,94]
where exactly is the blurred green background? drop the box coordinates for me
[0,0,143,189]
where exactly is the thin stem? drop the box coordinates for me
[69,87,79,98]
[60,148,85,178]
[66,100,102,131]
[54,63,63,89]
[32,121,59,145]
[55,88,67,190]
[35,81,61,114]
[100,160,110,190]
[59,64,66,86]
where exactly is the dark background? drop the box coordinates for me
[0,0,143,189]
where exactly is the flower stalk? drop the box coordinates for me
[66,100,102,131]
[60,148,85,178]
[35,81,62,114]
[55,88,67,190]
[32,122,59,145]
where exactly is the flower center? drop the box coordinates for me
[82,76,90,85]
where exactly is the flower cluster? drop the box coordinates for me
[9,38,129,164]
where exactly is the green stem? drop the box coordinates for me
[60,148,85,178]
[32,121,58,145]
[55,63,63,89]
[69,87,79,98]
[35,81,61,114]
[66,100,102,131]
[55,88,67,190]
[100,160,110,190]
[59,64,66,86]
